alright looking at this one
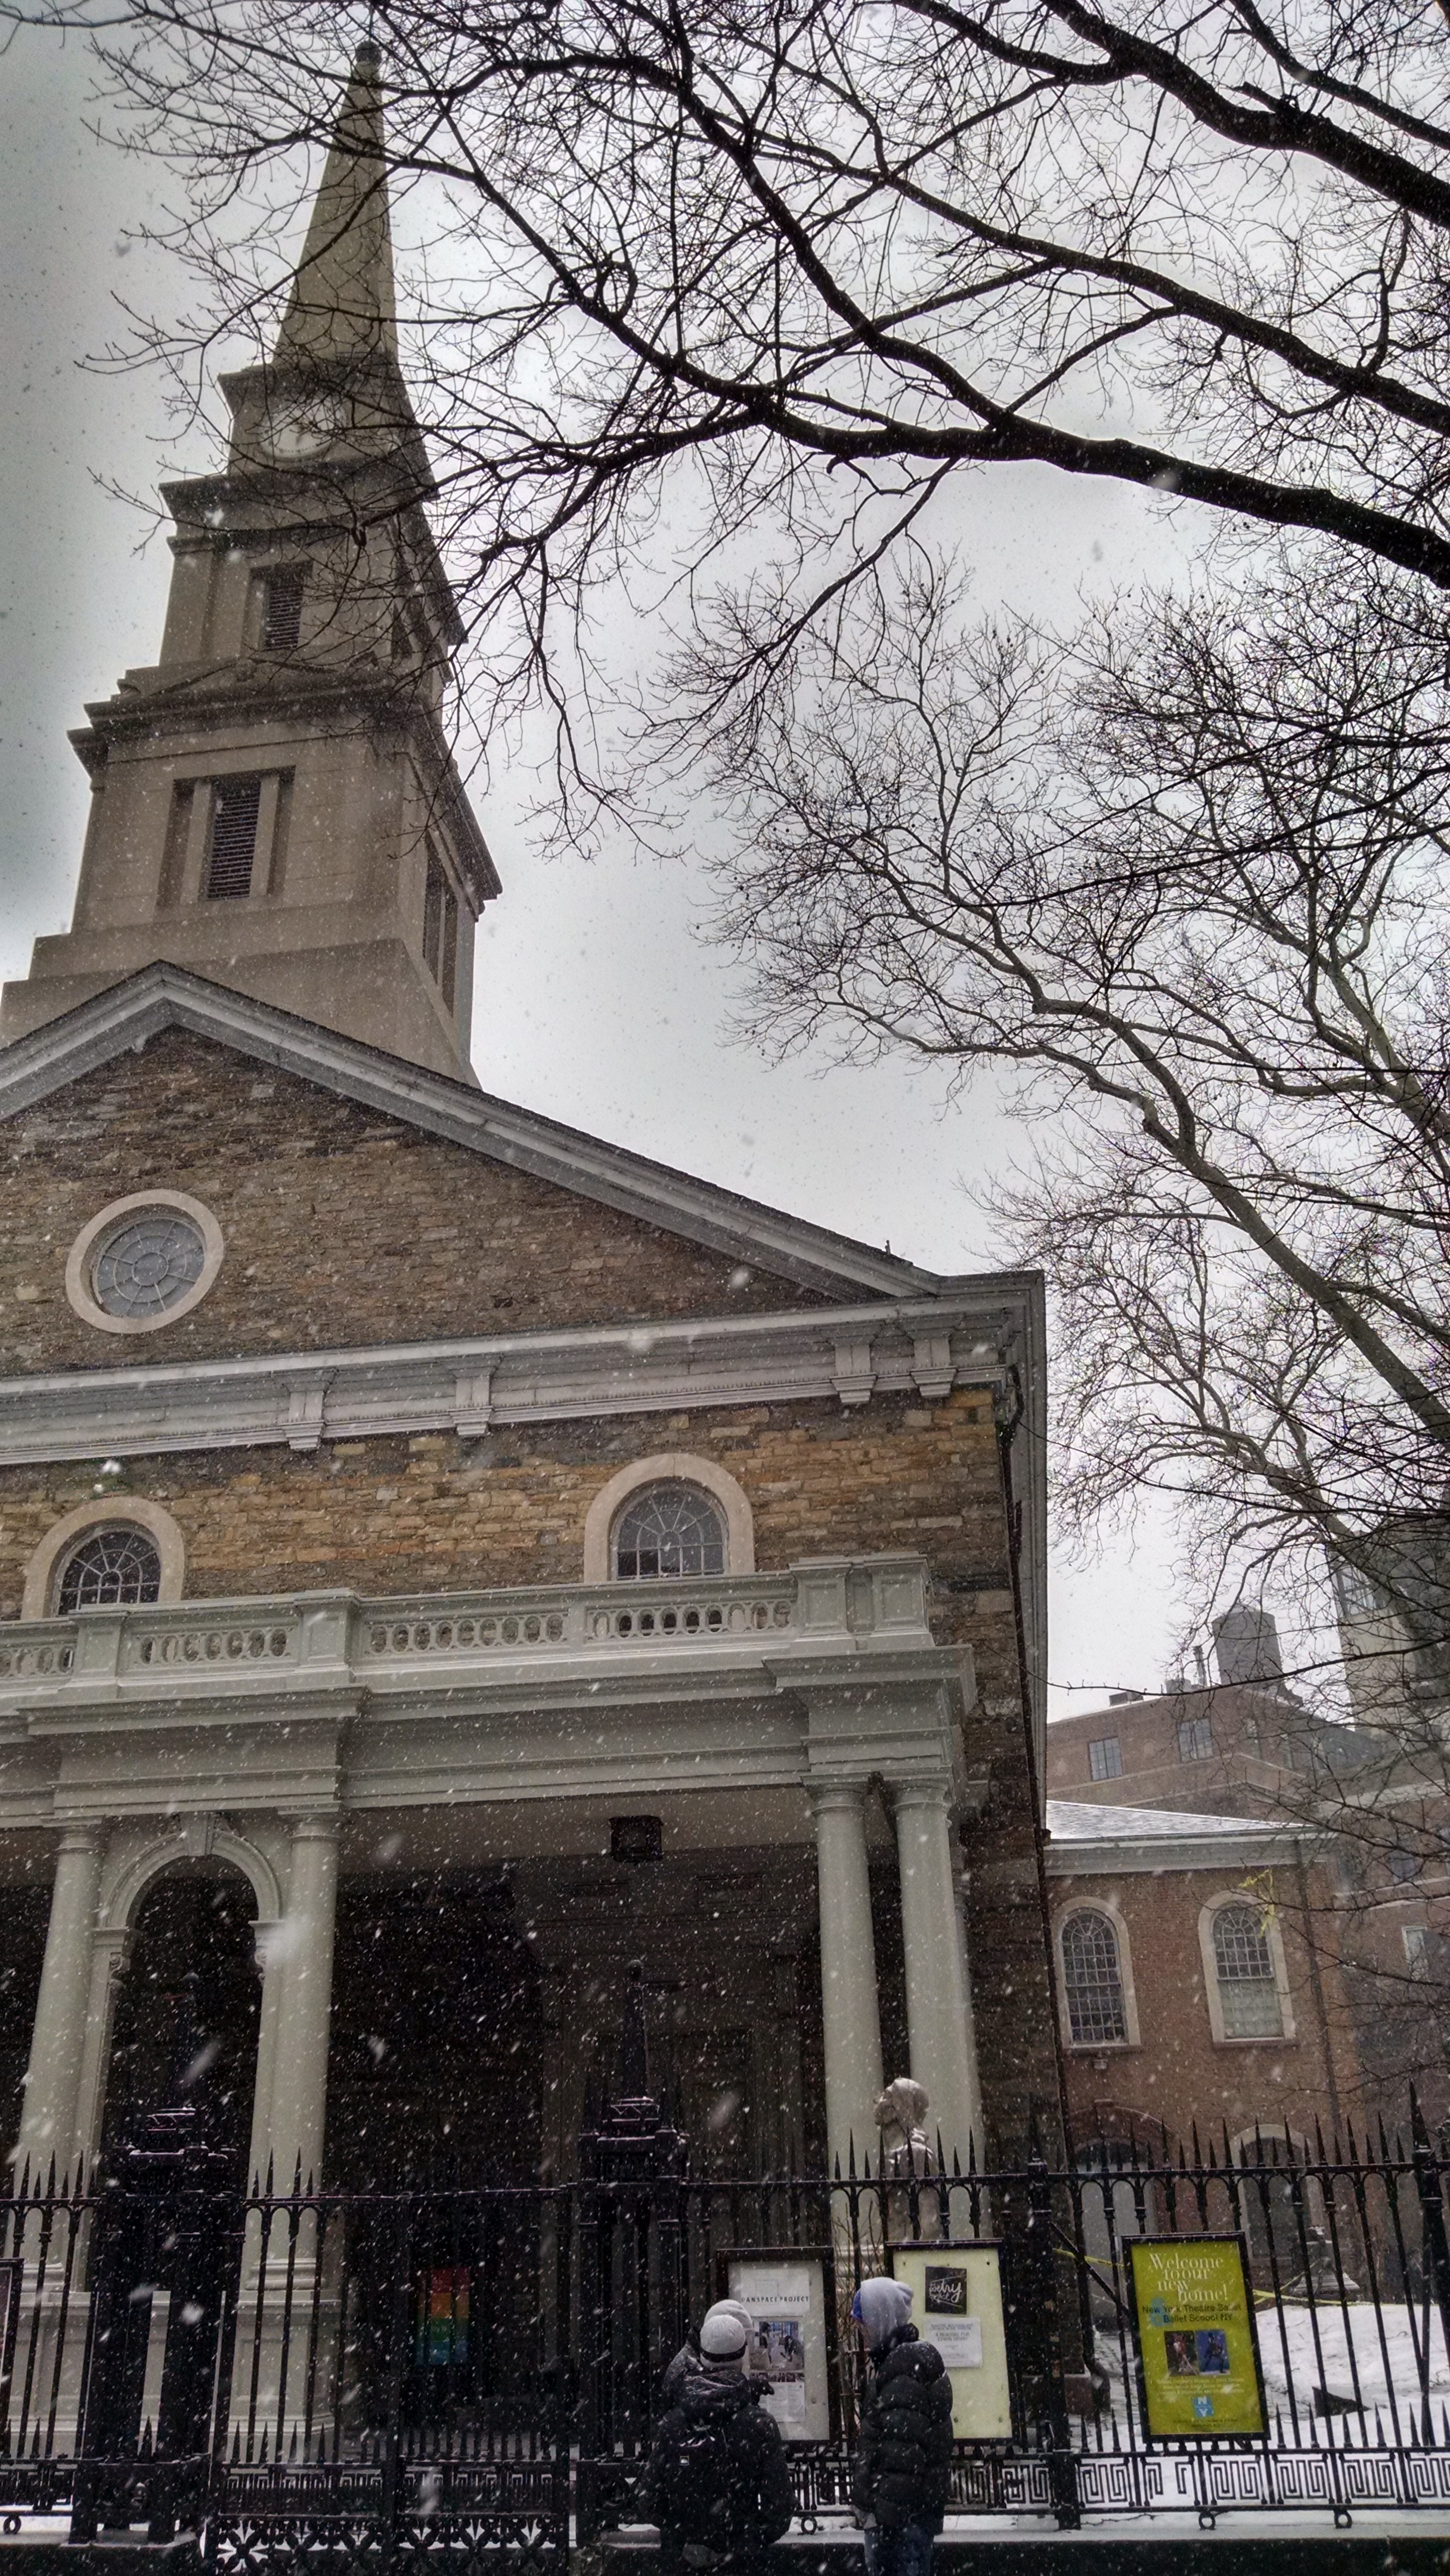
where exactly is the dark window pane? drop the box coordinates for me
[94,1212,205,1319]
[57,1528,162,1613]
[1213,1904,1282,2037]
[1061,1912,1127,2046]
[612,1484,726,1581]
[207,776,262,899]
[423,847,443,976]
[262,566,306,652]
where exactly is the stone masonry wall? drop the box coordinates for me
[0,1029,828,1371]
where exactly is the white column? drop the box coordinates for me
[71,1927,132,2176]
[245,1918,288,2191]
[14,1827,103,2183]
[810,1784,885,2173]
[893,1779,983,2168]
[263,1816,339,2191]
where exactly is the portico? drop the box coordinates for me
[1,1555,984,2190]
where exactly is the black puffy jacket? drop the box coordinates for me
[644,2367,794,2552]
[851,2324,954,2533]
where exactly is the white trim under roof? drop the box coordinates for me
[1044,1797,1316,1875]
[0,1298,1021,1464]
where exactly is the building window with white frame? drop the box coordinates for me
[1212,1903,1283,2038]
[1177,1715,1213,1761]
[1088,1735,1123,1781]
[1059,1910,1129,2046]
[612,1483,726,1580]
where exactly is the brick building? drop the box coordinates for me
[0,49,1064,2203]
[1044,1681,1314,1821]
[1046,1636,1449,2130]
[1044,1799,1357,2161]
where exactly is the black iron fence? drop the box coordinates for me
[0,2110,1446,2559]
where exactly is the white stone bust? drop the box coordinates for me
[874,2076,935,2177]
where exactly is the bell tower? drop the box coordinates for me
[0,45,497,1082]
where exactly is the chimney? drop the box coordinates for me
[1212,1606,1284,1686]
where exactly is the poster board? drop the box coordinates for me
[1127,2237,1265,2441]
[726,2255,831,2441]
[889,2244,1013,2441]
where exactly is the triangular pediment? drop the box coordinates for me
[0,962,966,1304]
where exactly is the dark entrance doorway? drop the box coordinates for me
[103,1864,261,2171]
[329,1871,542,2190]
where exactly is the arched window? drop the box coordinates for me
[1212,1904,1283,2038]
[1059,1911,1128,2046]
[55,1528,162,1614]
[612,1484,726,1581]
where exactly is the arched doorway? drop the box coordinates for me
[103,1863,261,2173]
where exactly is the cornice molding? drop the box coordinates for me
[1045,1824,1315,1875]
[0,1296,1015,1467]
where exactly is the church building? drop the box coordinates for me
[0,49,1060,2207]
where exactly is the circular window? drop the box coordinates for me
[94,1213,205,1319]
[65,1191,224,1336]
[55,1528,162,1614]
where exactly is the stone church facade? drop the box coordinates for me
[0,49,1060,2208]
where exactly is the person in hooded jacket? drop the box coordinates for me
[643,2302,794,2572]
[850,2278,953,2576]
[660,2299,755,2408]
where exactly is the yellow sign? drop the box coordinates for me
[891,2246,1013,2440]
[1128,2238,1265,2441]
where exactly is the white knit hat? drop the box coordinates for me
[699,2300,752,2359]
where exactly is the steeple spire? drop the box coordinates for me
[0,41,497,1082]
[274,42,398,371]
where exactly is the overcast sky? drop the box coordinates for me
[0,26,1244,1713]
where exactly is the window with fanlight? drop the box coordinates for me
[1212,1902,1284,2038]
[612,1482,726,1580]
[1059,1909,1130,2047]
[55,1527,163,1614]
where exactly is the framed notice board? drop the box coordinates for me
[724,2252,831,2441]
[1127,2237,1266,2441]
[888,2243,1013,2441]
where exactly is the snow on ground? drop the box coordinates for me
[1091,2300,1450,2435]
[1255,2301,1450,2423]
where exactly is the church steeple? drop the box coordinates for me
[0,47,497,1080]
[274,42,398,371]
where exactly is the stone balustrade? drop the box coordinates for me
[0,1554,936,1713]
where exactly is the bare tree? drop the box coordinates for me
[705,545,1448,1590]
[7,0,1450,742]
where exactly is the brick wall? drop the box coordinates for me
[1052,1857,1356,2150]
